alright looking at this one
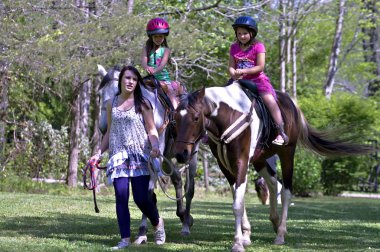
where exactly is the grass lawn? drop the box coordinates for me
[0,189,379,252]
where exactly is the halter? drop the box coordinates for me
[175,102,207,147]
[177,94,255,172]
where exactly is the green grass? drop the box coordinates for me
[0,189,379,252]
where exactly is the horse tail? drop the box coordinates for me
[294,102,373,157]
[276,91,373,157]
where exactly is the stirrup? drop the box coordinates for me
[272,135,287,146]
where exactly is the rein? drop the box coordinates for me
[82,159,107,213]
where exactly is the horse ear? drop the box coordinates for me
[198,86,206,100]
[97,64,107,77]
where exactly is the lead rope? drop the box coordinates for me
[148,154,190,201]
[82,159,107,213]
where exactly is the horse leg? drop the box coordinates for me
[258,164,280,234]
[230,174,249,252]
[180,152,197,236]
[273,147,295,245]
[167,163,188,234]
[241,205,251,247]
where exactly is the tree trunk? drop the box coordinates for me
[91,77,101,155]
[67,76,81,187]
[361,0,380,96]
[90,76,102,192]
[292,39,297,99]
[0,64,9,167]
[201,150,209,192]
[286,0,293,92]
[324,0,346,99]
[279,0,287,93]
[127,0,134,14]
[81,79,91,139]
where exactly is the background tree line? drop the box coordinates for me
[0,0,379,195]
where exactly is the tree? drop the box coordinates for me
[324,0,346,99]
[0,63,10,168]
[361,0,380,96]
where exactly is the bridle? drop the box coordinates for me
[175,104,207,147]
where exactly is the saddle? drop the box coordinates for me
[236,79,273,148]
[143,76,178,137]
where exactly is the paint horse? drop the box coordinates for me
[173,82,372,252]
[97,65,198,236]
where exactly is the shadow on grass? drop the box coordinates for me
[0,193,379,251]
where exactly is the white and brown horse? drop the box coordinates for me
[173,81,372,251]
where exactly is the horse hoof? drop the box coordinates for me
[242,238,251,247]
[274,236,285,245]
[231,243,245,252]
[181,230,190,236]
[134,235,147,245]
[181,226,190,236]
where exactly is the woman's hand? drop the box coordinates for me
[150,146,160,158]
[88,151,102,164]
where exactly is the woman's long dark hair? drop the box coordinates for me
[117,65,146,114]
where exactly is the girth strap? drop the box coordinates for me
[207,100,255,171]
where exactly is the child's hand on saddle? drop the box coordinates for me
[150,146,160,158]
[232,69,244,80]
[235,69,245,75]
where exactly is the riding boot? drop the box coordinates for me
[272,123,289,146]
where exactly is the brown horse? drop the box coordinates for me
[173,82,372,252]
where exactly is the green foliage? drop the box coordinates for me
[0,176,71,195]
[3,121,69,180]
[292,149,323,196]
[321,155,368,195]
[1,0,379,194]
[297,93,379,195]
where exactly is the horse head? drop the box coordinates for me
[97,65,120,134]
[174,87,208,163]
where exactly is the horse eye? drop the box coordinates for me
[194,116,199,122]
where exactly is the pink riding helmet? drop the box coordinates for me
[146,17,170,36]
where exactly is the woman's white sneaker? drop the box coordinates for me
[154,218,166,245]
[111,239,129,250]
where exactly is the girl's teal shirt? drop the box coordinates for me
[147,47,171,82]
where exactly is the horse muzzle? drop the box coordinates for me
[175,149,190,164]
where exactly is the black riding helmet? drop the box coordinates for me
[232,16,258,38]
